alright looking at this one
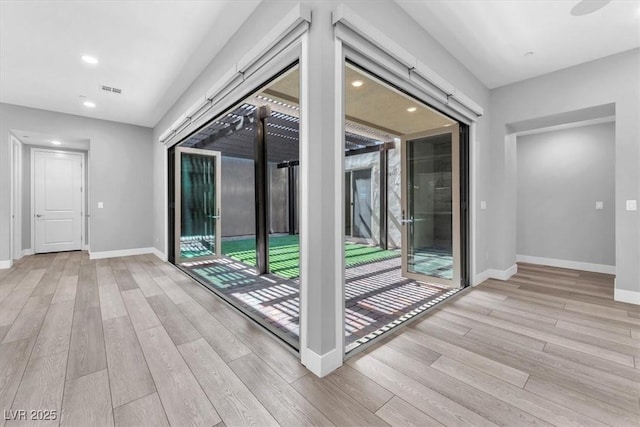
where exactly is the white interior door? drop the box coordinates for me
[34,150,83,253]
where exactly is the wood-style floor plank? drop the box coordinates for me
[348,353,498,427]
[431,356,608,427]
[178,338,279,427]
[2,293,52,343]
[113,393,169,427]
[6,351,67,427]
[97,266,128,321]
[0,339,35,427]
[66,306,107,381]
[136,325,220,427]
[0,269,46,327]
[61,369,114,427]
[323,364,394,413]
[147,294,200,346]
[102,316,155,408]
[402,325,530,387]
[524,375,639,427]
[375,396,444,427]
[153,276,192,305]
[131,272,163,298]
[75,264,100,311]
[291,373,389,426]
[367,345,548,427]
[177,300,251,363]
[445,305,636,367]
[31,300,75,359]
[228,353,333,427]
[51,275,78,304]
[197,295,308,383]
[121,289,161,331]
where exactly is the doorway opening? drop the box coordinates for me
[8,131,90,259]
[342,63,469,352]
[169,64,303,350]
[345,168,373,242]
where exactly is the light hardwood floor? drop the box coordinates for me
[0,252,638,426]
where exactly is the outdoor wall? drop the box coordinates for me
[219,158,290,238]
[517,122,615,267]
[0,103,154,259]
[343,149,403,248]
[220,156,255,238]
[269,163,289,234]
[490,48,639,298]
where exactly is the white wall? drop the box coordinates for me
[517,122,615,267]
[0,103,154,259]
[490,48,639,297]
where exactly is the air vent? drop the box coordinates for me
[100,85,123,94]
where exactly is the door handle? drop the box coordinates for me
[401,211,413,224]
[35,214,43,218]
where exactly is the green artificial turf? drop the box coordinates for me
[221,235,399,279]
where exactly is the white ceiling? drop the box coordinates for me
[396,0,640,88]
[1,0,638,130]
[13,129,90,151]
[0,0,260,127]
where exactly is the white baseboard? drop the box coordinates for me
[483,264,518,281]
[473,270,491,286]
[301,347,343,377]
[151,248,167,262]
[0,259,13,269]
[83,244,89,251]
[22,249,34,257]
[517,255,615,275]
[89,247,155,260]
[614,288,640,305]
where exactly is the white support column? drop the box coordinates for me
[299,3,344,377]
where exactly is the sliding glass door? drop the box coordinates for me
[175,147,222,263]
[401,124,461,287]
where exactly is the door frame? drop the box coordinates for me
[30,148,86,254]
[400,124,461,288]
[346,166,373,240]
[174,146,222,264]
[10,134,22,262]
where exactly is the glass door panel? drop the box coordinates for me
[175,147,222,263]
[352,169,372,239]
[401,124,461,287]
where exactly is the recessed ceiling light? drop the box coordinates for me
[51,140,61,145]
[524,51,534,57]
[81,55,98,64]
[407,107,417,112]
[83,101,96,108]
[351,80,364,88]
[570,0,611,16]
